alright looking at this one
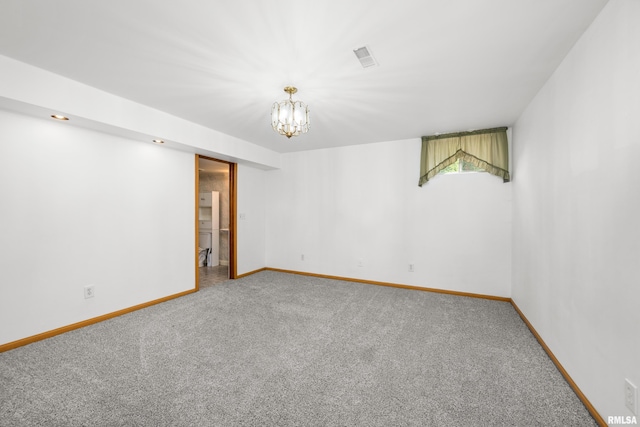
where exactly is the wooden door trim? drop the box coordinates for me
[229,162,238,279]
[196,155,237,282]
[195,156,201,290]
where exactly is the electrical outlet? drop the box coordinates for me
[408,264,414,272]
[301,254,305,261]
[357,259,363,267]
[625,379,637,415]
[84,285,95,299]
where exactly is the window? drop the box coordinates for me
[418,127,510,186]
[438,159,485,175]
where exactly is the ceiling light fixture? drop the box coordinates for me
[51,114,69,121]
[152,139,164,144]
[271,86,310,139]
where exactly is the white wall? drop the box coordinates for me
[0,109,195,346]
[236,164,267,275]
[512,0,640,419]
[0,54,281,170]
[266,138,512,297]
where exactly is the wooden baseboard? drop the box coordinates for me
[2,267,265,352]
[265,268,604,425]
[0,288,197,353]
[0,267,607,426]
[265,267,511,302]
[236,267,267,279]
[510,301,606,426]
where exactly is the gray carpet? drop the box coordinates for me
[0,271,596,426]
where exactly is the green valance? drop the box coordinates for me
[418,127,510,186]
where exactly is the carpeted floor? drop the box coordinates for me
[0,271,596,426]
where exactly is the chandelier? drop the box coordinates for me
[271,86,310,138]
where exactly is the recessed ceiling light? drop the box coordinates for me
[152,139,164,144]
[51,114,69,121]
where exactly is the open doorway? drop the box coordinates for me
[196,156,236,289]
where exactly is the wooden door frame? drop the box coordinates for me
[195,155,238,290]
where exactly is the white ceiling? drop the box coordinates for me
[0,0,608,153]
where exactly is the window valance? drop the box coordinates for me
[418,127,510,186]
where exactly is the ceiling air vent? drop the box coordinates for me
[353,46,378,68]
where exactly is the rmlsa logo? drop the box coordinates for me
[608,415,638,425]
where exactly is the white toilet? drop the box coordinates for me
[198,247,209,267]
[198,232,212,267]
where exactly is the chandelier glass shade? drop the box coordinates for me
[271,86,310,138]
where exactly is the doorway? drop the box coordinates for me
[196,155,237,289]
